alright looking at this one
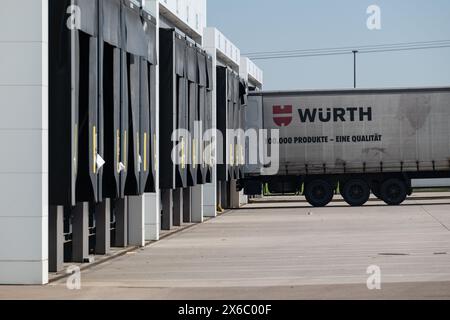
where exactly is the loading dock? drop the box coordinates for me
[0,0,262,285]
[48,0,160,273]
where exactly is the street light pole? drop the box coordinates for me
[352,50,358,89]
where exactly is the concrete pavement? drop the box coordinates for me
[1,193,450,300]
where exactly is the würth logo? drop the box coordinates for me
[273,105,293,127]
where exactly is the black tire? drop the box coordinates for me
[341,179,370,207]
[380,178,407,206]
[304,179,334,207]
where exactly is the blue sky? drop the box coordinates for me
[207,0,450,90]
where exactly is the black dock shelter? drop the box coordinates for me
[48,0,157,272]
[142,10,158,194]
[122,0,147,197]
[186,41,199,187]
[49,0,101,208]
[159,29,190,229]
[196,49,208,185]
[49,0,102,269]
[205,55,214,183]
[216,66,248,209]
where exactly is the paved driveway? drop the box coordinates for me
[1,194,450,300]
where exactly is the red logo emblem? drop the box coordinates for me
[273,105,293,127]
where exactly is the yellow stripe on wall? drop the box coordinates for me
[181,137,185,169]
[230,144,234,166]
[124,130,127,171]
[116,130,120,174]
[93,126,97,174]
[74,124,78,173]
[144,132,147,172]
[154,134,157,171]
[136,132,140,170]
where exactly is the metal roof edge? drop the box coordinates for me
[249,86,450,96]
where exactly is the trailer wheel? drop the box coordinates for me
[341,179,370,207]
[380,179,407,206]
[304,180,334,207]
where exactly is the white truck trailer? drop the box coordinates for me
[242,87,450,207]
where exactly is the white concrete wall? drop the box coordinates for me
[144,0,161,241]
[159,0,206,37]
[203,32,218,217]
[204,28,240,69]
[239,191,248,206]
[240,57,263,89]
[0,0,49,284]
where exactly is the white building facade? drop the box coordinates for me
[0,0,262,285]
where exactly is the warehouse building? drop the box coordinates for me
[0,0,262,285]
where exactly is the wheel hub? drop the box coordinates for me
[350,185,364,198]
[313,187,325,198]
[388,185,400,198]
